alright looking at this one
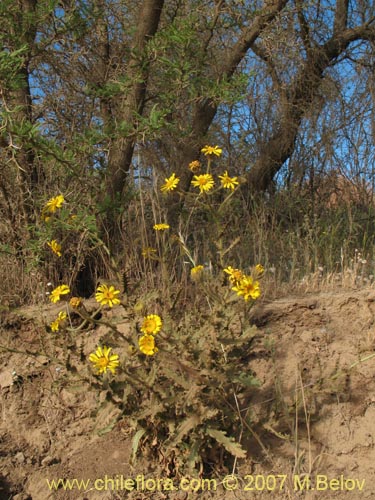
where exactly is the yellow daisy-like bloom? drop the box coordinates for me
[69,296,82,308]
[50,311,67,332]
[95,284,121,308]
[47,240,62,257]
[50,319,60,332]
[232,276,261,301]
[153,223,170,231]
[43,195,65,213]
[49,284,70,303]
[139,334,158,356]
[89,346,120,375]
[224,266,244,284]
[188,160,201,173]
[191,265,204,277]
[161,173,180,193]
[255,264,265,276]
[201,145,222,157]
[191,174,214,193]
[140,314,162,335]
[218,171,239,190]
[141,247,157,258]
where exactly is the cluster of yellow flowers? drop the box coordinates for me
[44,148,260,378]
[138,314,162,356]
[88,313,163,375]
[159,145,239,195]
[47,273,164,373]
[42,195,65,256]
[47,280,122,372]
[224,264,264,302]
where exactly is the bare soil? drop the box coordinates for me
[1,288,375,500]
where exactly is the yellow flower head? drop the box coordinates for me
[57,311,67,321]
[69,296,82,308]
[161,173,180,193]
[95,284,121,308]
[191,265,204,278]
[224,266,244,284]
[141,247,157,258]
[43,195,65,214]
[191,174,214,193]
[201,145,222,157]
[254,264,265,277]
[140,314,162,335]
[47,240,62,257]
[50,319,60,332]
[49,284,70,303]
[189,160,201,173]
[153,223,170,231]
[50,310,67,332]
[139,334,158,356]
[218,171,239,190]
[89,346,120,375]
[232,275,261,301]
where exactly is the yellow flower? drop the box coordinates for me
[201,145,223,157]
[43,195,65,214]
[139,334,158,356]
[57,311,67,321]
[50,319,60,332]
[140,314,162,335]
[191,265,204,278]
[95,284,121,308]
[161,173,180,193]
[89,346,120,375]
[49,284,70,303]
[191,174,214,193]
[47,240,62,257]
[218,171,239,190]
[255,264,265,276]
[141,247,157,258]
[188,160,201,173]
[50,311,67,332]
[232,276,261,301]
[153,223,170,231]
[224,266,244,284]
[69,297,82,308]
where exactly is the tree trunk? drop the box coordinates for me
[102,0,165,244]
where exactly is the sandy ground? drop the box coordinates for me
[1,287,375,500]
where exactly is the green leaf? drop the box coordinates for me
[206,428,246,459]
[233,373,261,387]
[97,420,117,436]
[166,415,201,449]
[131,428,146,465]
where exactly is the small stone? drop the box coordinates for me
[14,452,25,464]
[41,455,59,466]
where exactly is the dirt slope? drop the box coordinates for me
[1,288,375,499]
